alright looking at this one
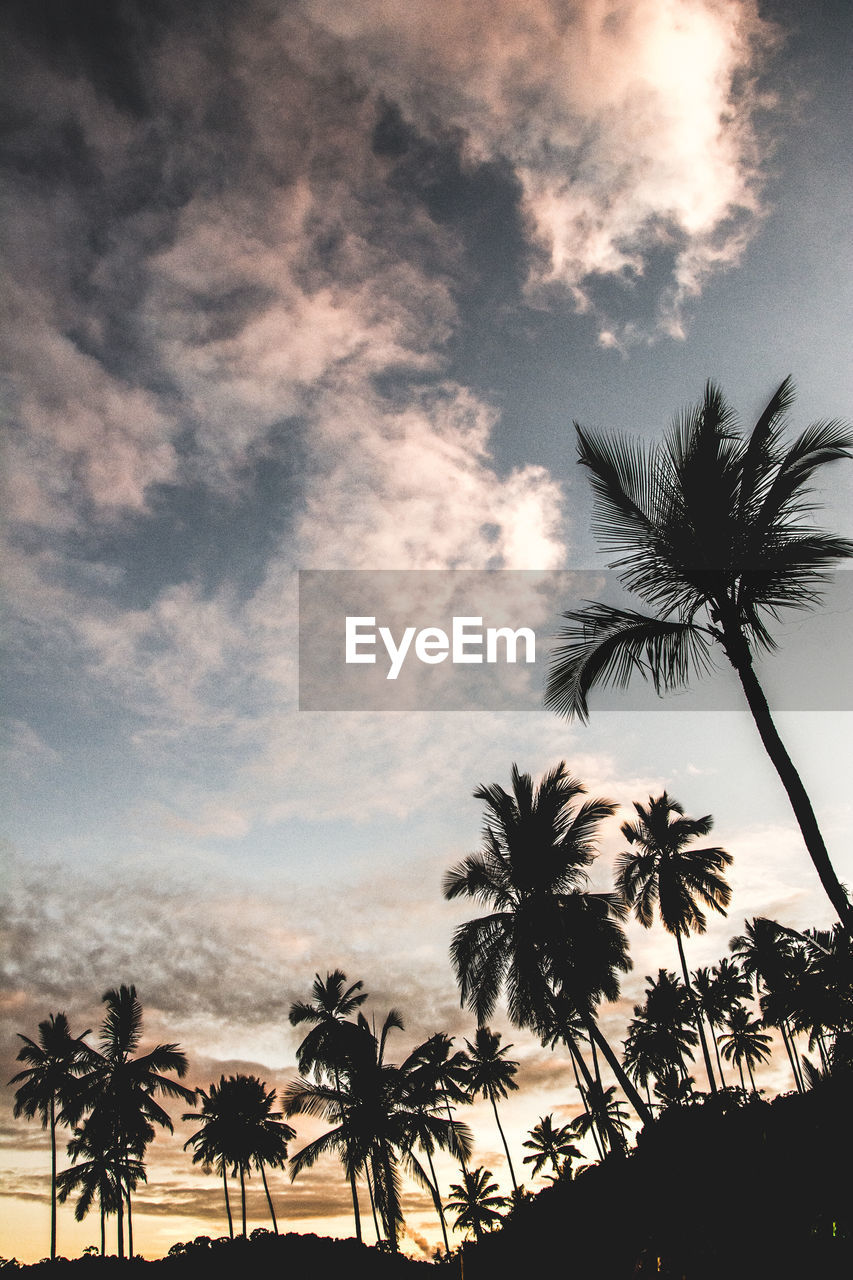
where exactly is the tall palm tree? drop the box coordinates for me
[444,762,652,1127]
[182,1078,236,1237]
[695,959,752,1086]
[400,1035,473,1254]
[522,1115,581,1181]
[624,969,698,1097]
[719,1005,772,1092]
[445,1167,507,1242]
[289,970,368,1242]
[285,1010,467,1253]
[545,378,853,932]
[80,985,194,1258]
[9,1012,90,1260]
[463,1027,520,1191]
[570,1081,629,1154]
[730,918,804,1091]
[616,793,732,1091]
[57,1111,146,1257]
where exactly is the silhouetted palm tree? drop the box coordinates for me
[616,792,732,1090]
[444,762,652,1127]
[463,1027,520,1191]
[182,1078,236,1237]
[401,1035,473,1253]
[57,1110,146,1257]
[10,1012,90,1259]
[624,969,697,1097]
[289,970,368,1241]
[79,985,193,1258]
[285,1009,466,1253]
[522,1115,582,1180]
[719,1005,771,1092]
[570,1081,629,1155]
[693,959,751,1086]
[730,918,803,1090]
[545,378,853,932]
[446,1167,507,1242]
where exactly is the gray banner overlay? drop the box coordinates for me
[298,570,853,712]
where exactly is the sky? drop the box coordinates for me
[1,0,851,1262]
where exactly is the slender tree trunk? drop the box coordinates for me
[786,1020,805,1091]
[779,1022,804,1094]
[259,1163,278,1234]
[365,1161,382,1243]
[746,1058,757,1092]
[583,1016,653,1126]
[222,1164,233,1238]
[116,1189,124,1259]
[675,929,717,1093]
[379,1141,399,1253]
[239,1163,247,1237]
[569,1041,610,1155]
[100,1202,105,1258]
[736,1059,745,1092]
[333,1065,362,1244]
[722,623,853,935]
[568,1044,605,1160]
[49,1096,57,1261]
[488,1089,518,1191]
[710,1022,727,1086]
[424,1144,450,1255]
[126,1187,133,1258]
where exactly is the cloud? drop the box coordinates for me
[303,0,778,337]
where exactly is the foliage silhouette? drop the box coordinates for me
[545,378,853,932]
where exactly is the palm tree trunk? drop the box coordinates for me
[222,1164,233,1238]
[709,1022,727,1086]
[723,623,853,935]
[49,1096,57,1261]
[568,1045,605,1160]
[746,1058,757,1092]
[424,1143,451,1255]
[239,1163,247,1237]
[259,1162,278,1234]
[736,1059,745,1092]
[100,1201,105,1258]
[365,1162,382,1243]
[379,1142,399,1253]
[583,1016,653,1126]
[126,1186,133,1258]
[779,1021,804,1093]
[333,1065,362,1244]
[116,1188,124,1259]
[786,1020,805,1091]
[488,1089,518,1191]
[675,929,717,1093]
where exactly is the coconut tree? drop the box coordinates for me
[444,762,652,1127]
[79,985,194,1258]
[624,969,698,1099]
[400,1036,473,1254]
[616,793,732,1091]
[570,1081,629,1155]
[285,1009,466,1253]
[182,1078,236,1237]
[57,1110,147,1256]
[522,1115,582,1181]
[9,1012,91,1260]
[545,378,853,933]
[463,1027,520,1191]
[289,970,368,1241]
[696,959,752,1086]
[719,1005,772,1092]
[445,1167,507,1242]
[730,918,804,1091]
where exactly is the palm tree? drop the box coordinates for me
[183,1079,235,1237]
[57,1111,146,1256]
[444,762,652,1127]
[289,970,368,1242]
[719,1005,772,1092]
[730,918,803,1091]
[570,1081,629,1154]
[285,1009,467,1253]
[624,969,698,1098]
[545,378,853,932]
[695,959,752,1086]
[522,1115,582,1180]
[400,1036,473,1254]
[616,792,732,1091]
[9,1012,90,1260]
[463,1027,520,1191]
[445,1167,507,1242]
[79,985,194,1258]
